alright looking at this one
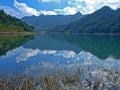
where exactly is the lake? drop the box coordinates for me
[0,34,120,76]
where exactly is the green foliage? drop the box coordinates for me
[0,10,34,32]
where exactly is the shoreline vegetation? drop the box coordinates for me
[0,67,120,90]
[0,31,119,36]
[0,31,34,36]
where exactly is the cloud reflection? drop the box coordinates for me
[1,46,120,78]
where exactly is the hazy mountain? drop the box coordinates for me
[22,12,83,30]
[47,6,120,34]
[0,10,34,32]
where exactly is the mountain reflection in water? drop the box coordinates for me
[0,34,120,77]
[23,34,120,59]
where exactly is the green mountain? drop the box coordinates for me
[0,10,34,32]
[47,6,120,34]
[22,12,83,30]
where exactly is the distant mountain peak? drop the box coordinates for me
[96,6,113,13]
[93,6,113,16]
[22,12,83,29]
[100,6,112,10]
[40,14,45,16]
[74,12,82,16]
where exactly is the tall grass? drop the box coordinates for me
[0,67,120,90]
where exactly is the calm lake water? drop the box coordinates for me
[0,34,120,76]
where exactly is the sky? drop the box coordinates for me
[0,0,120,18]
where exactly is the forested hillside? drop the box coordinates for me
[0,10,34,32]
[47,6,120,34]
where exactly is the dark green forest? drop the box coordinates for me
[0,10,34,32]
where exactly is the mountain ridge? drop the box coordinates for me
[22,12,83,30]
[46,6,120,34]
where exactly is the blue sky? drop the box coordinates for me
[0,0,120,18]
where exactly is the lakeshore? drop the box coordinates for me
[0,32,34,36]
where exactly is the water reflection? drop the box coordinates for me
[0,34,120,90]
[0,35,34,56]
[0,46,120,77]
[23,34,120,59]
[0,34,120,76]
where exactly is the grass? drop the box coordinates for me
[0,67,120,90]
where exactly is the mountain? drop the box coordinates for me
[47,6,120,34]
[22,12,83,30]
[0,10,34,32]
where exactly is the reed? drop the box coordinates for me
[0,67,120,90]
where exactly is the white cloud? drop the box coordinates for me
[14,0,57,17]
[68,0,120,14]
[55,6,77,15]
[9,0,120,17]
[0,6,22,18]
[39,0,61,3]
[14,0,40,16]
[39,10,57,15]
